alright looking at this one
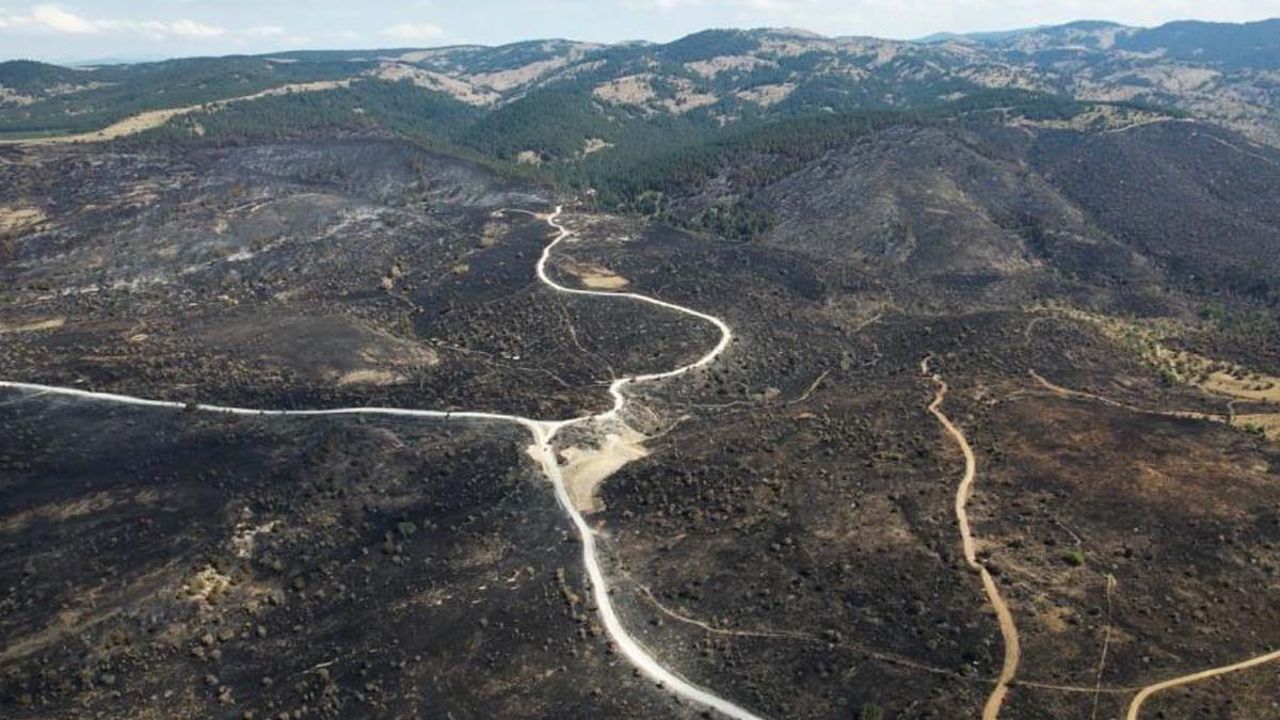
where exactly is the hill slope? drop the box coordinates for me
[2,19,1279,145]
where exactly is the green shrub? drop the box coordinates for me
[860,703,886,720]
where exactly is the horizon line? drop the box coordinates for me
[5,15,1278,67]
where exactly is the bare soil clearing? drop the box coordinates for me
[558,425,649,513]
[559,259,630,289]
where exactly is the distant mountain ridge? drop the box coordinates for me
[917,20,1117,45]
[1,17,1278,148]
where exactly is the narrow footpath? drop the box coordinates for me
[922,357,1022,720]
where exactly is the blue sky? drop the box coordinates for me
[2,0,1279,63]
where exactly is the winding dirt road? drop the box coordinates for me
[1124,649,1280,720]
[922,358,1022,720]
[0,207,767,720]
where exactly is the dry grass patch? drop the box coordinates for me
[1203,373,1280,403]
[371,63,499,106]
[593,74,658,105]
[1235,414,1280,441]
[516,150,543,166]
[0,490,112,534]
[0,206,46,234]
[735,83,796,107]
[469,57,569,91]
[336,369,404,387]
[0,317,65,334]
[183,566,234,605]
[582,137,612,156]
[684,55,776,78]
[592,74,718,115]
[2,80,351,145]
[1016,104,1169,131]
[662,86,718,114]
[1045,306,1280,404]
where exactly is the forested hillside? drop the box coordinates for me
[4,19,1279,142]
[5,19,1279,309]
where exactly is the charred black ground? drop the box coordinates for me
[1,75,1278,720]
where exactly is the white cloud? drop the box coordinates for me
[627,0,803,12]
[244,25,287,38]
[382,21,446,42]
[9,3,101,32]
[29,4,100,33]
[0,4,230,40]
[616,0,1280,39]
[135,20,169,37]
[169,19,225,37]
[626,0,699,10]
[734,0,799,11]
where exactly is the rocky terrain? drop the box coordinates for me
[2,18,1279,720]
